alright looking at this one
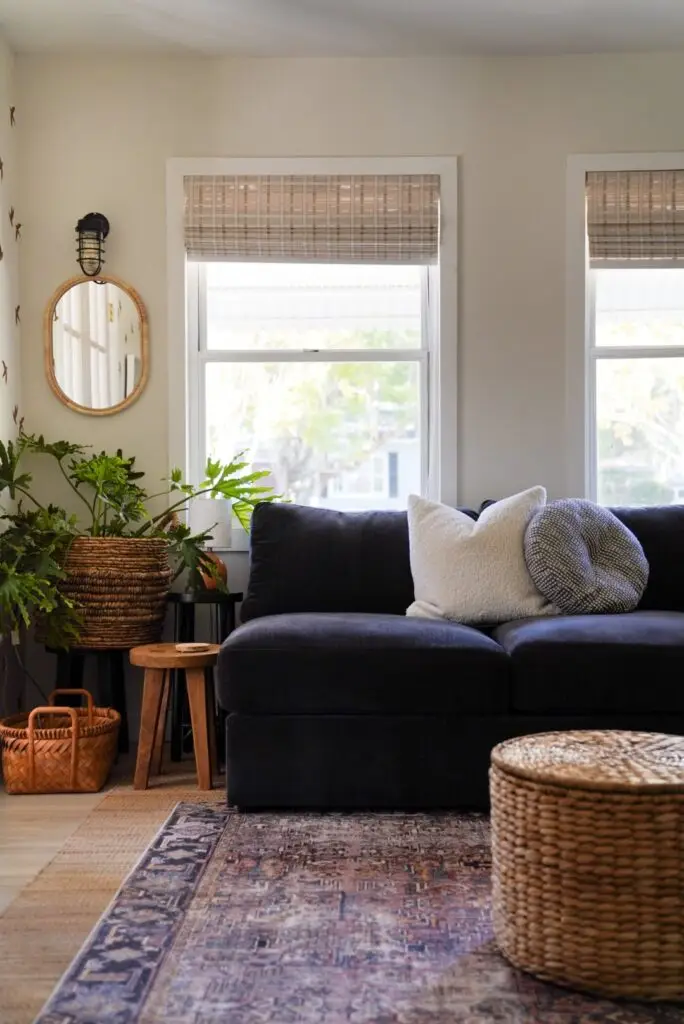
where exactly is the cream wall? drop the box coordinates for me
[15,52,684,507]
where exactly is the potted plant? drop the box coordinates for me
[0,504,81,645]
[0,502,82,714]
[0,432,276,650]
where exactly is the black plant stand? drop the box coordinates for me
[49,647,130,753]
[166,591,242,764]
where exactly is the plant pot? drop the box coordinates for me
[189,497,232,549]
[198,550,228,591]
[56,537,172,649]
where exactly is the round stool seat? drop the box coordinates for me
[130,642,220,670]
[490,730,684,1002]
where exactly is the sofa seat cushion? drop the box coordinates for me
[218,612,510,715]
[493,611,684,714]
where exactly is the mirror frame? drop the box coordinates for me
[44,273,149,416]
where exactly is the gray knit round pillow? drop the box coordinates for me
[524,499,649,614]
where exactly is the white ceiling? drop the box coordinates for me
[2,0,684,57]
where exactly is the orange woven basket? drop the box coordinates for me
[0,688,120,794]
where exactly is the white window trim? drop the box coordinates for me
[566,151,684,500]
[166,156,458,545]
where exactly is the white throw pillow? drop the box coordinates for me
[406,487,554,624]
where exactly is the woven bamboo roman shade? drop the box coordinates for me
[184,175,440,263]
[586,170,684,262]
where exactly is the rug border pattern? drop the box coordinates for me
[33,801,231,1024]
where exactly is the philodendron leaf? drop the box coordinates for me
[23,435,86,462]
[115,449,145,480]
[0,439,32,498]
[0,563,59,632]
[204,457,222,482]
[220,451,250,476]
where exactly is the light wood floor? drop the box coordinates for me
[0,752,225,1024]
[0,749,221,916]
[0,788,106,915]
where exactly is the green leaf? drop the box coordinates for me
[204,457,222,482]
[0,438,33,499]
[220,451,250,476]
[23,434,87,462]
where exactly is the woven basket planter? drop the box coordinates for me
[490,730,684,1002]
[57,537,172,649]
[0,689,120,794]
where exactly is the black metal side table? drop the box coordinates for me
[166,590,243,762]
[48,647,129,753]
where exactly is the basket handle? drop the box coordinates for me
[27,706,80,791]
[48,688,94,726]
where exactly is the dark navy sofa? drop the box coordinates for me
[216,502,684,809]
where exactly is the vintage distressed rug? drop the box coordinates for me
[34,802,680,1024]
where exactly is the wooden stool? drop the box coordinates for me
[130,643,220,791]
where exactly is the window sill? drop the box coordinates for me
[209,530,249,554]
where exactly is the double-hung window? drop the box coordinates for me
[587,170,684,506]
[184,174,439,514]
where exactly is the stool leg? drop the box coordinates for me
[170,601,182,762]
[112,652,129,755]
[151,671,170,777]
[96,651,129,754]
[134,668,165,790]
[170,669,183,762]
[205,668,218,777]
[185,668,212,790]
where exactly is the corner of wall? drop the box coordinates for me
[0,35,20,441]
[0,35,23,716]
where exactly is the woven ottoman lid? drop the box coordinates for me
[492,730,684,793]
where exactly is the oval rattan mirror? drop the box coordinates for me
[45,275,149,415]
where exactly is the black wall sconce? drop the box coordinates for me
[75,212,109,277]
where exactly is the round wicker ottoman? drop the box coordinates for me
[490,730,684,1001]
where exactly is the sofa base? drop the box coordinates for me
[225,712,684,809]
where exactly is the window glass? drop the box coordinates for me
[596,355,684,506]
[205,360,421,510]
[205,263,422,351]
[595,269,684,348]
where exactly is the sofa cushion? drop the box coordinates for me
[493,611,684,714]
[240,503,478,622]
[218,612,510,715]
[524,499,648,614]
[407,487,553,623]
[612,505,684,611]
